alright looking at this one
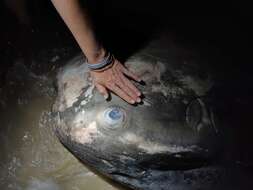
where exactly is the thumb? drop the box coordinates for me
[95,83,109,100]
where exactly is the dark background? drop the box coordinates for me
[1,1,252,74]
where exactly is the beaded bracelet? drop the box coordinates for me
[87,52,114,70]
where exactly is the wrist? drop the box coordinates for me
[89,59,115,72]
[87,51,114,71]
[86,48,106,64]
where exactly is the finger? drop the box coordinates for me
[107,83,135,104]
[122,67,141,82]
[118,73,142,99]
[114,72,140,101]
[95,83,109,99]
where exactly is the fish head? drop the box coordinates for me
[53,54,219,188]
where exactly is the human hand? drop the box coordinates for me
[90,58,142,104]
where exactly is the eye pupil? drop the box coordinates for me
[109,108,122,120]
[102,106,125,128]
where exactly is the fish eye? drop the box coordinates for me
[102,106,125,129]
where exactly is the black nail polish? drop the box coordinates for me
[139,80,146,85]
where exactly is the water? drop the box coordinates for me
[0,61,118,190]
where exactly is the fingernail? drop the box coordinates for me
[137,92,141,96]
[104,94,108,99]
[139,80,146,85]
[137,98,141,103]
[130,100,135,104]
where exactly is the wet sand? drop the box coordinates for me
[0,61,118,190]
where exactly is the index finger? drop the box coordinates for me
[107,83,135,104]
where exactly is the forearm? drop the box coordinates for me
[51,0,105,63]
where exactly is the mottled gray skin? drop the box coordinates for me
[52,45,248,189]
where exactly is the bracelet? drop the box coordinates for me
[87,52,114,70]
